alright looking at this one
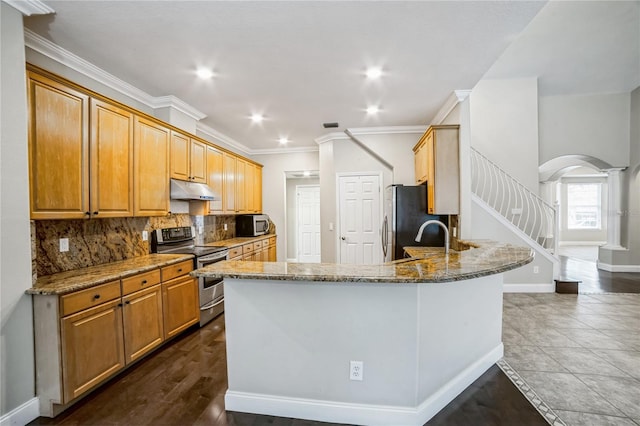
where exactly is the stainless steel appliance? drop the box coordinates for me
[151,226,228,326]
[383,185,448,261]
[236,214,270,236]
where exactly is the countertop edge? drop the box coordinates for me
[27,254,194,296]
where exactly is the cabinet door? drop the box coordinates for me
[426,132,436,214]
[206,146,224,214]
[223,152,236,213]
[162,275,199,339]
[90,99,134,217]
[244,162,255,213]
[255,165,263,213]
[61,299,124,402]
[134,117,170,216]
[27,72,90,219]
[170,131,190,181]
[414,141,428,184]
[189,139,207,183]
[236,158,247,213]
[268,239,277,261]
[122,284,164,364]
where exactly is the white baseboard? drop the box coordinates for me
[286,258,298,263]
[597,261,640,273]
[225,344,503,426]
[559,241,605,246]
[0,397,39,426]
[503,283,556,293]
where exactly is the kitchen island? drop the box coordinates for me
[192,241,533,426]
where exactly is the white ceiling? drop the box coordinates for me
[23,1,639,152]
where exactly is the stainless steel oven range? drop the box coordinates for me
[151,226,228,326]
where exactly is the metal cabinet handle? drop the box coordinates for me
[177,269,182,273]
[93,294,101,300]
[141,280,147,284]
[93,211,98,215]
[125,301,130,305]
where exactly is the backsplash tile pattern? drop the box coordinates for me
[35,214,193,276]
[202,215,236,244]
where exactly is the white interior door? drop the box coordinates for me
[297,185,321,263]
[338,174,381,264]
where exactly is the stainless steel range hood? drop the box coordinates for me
[170,179,218,201]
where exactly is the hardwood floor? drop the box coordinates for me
[559,255,640,294]
[28,314,546,426]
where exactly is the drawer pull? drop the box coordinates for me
[177,268,183,273]
[141,280,147,285]
[93,294,101,300]
[125,301,130,305]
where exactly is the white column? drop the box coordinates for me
[602,168,626,249]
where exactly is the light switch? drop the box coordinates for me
[329,222,334,231]
[142,231,148,241]
[59,238,69,252]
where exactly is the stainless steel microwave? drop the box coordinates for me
[236,214,270,237]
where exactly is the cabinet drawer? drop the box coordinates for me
[228,247,242,259]
[61,280,121,317]
[160,260,193,282]
[253,240,263,250]
[242,243,254,254]
[122,269,161,296]
[269,236,276,246]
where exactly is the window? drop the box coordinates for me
[567,183,601,229]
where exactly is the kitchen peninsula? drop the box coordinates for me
[192,241,533,426]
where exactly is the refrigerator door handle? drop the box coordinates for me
[381,216,388,260]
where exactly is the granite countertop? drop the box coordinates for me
[201,234,275,249]
[191,240,534,284]
[27,254,193,295]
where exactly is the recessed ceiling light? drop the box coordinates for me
[279,137,289,145]
[303,171,311,177]
[250,113,264,123]
[196,67,214,79]
[365,67,383,79]
[366,105,380,114]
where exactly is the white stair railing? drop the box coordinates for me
[471,148,558,254]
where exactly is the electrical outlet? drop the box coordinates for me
[224,224,228,231]
[349,360,363,381]
[198,226,204,235]
[142,231,148,241]
[533,266,540,274]
[59,238,69,252]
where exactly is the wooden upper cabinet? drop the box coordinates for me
[169,131,190,181]
[244,162,255,213]
[28,72,90,219]
[413,125,460,215]
[235,158,247,213]
[90,99,134,218]
[223,152,236,213]
[189,139,207,183]
[170,132,207,183]
[206,145,224,214]
[255,165,263,213]
[134,116,170,216]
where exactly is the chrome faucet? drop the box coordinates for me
[415,220,450,254]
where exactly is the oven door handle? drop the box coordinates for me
[198,251,229,263]
[201,298,224,310]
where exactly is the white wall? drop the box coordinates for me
[1,2,36,416]
[470,78,540,193]
[252,151,319,261]
[539,93,631,167]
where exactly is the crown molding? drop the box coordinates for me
[25,29,158,107]
[195,122,251,155]
[431,90,472,125]
[152,95,206,121]
[251,146,319,156]
[4,0,54,15]
[315,125,427,145]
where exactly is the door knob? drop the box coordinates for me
[341,236,346,241]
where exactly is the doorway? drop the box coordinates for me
[285,171,319,262]
[337,172,382,264]
[296,185,321,263]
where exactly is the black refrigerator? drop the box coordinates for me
[383,185,448,261]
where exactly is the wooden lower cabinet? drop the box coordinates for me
[60,299,125,403]
[162,275,199,339]
[122,284,164,364]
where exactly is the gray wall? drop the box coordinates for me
[1,2,36,415]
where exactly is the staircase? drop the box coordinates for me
[470,147,559,257]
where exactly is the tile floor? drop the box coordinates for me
[502,292,640,426]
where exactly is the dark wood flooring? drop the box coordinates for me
[30,254,638,426]
[28,313,546,426]
[558,255,640,293]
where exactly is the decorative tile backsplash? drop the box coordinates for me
[33,214,237,276]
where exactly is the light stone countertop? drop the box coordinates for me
[27,254,193,295]
[191,240,534,284]
[200,234,275,249]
